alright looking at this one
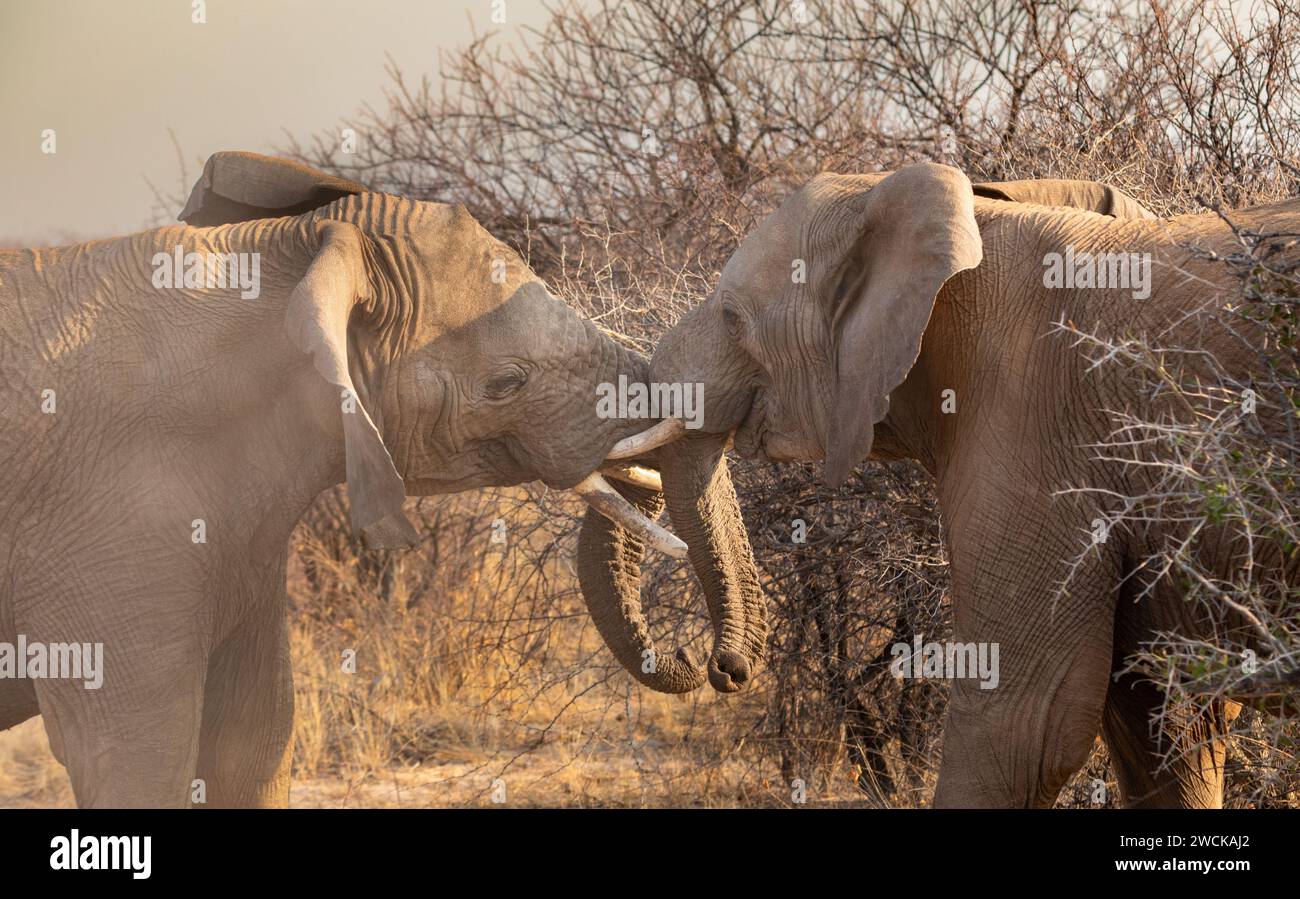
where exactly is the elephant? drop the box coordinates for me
[0,151,696,807]
[611,162,1298,808]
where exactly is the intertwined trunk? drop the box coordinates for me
[576,478,707,692]
[659,430,767,692]
[575,431,767,693]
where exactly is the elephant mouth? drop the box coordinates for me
[732,418,765,460]
[760,431,821,463]
[480,436,533,483]
[733,391,824,463]
[732,393,772,460]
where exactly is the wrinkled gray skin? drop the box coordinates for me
[0,152,677,808]
[577,430,766,694]
[647,163,1298,808]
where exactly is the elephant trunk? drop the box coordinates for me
[576,472,707,692]
[575,341,706,692]
[574,335,765,694]
[659,430,767,692]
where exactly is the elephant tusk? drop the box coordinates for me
[605,418,686,460]
[598,463,663,492]
[573,473,688,559]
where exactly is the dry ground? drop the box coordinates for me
[0,491,871,809]
[1,489,1288,809]
[0,716,801,808]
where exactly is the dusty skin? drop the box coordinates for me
[1,155,1293,810]
[647,163,1300,808]
[0,152,740,808]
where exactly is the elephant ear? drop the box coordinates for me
[816,163,983,486]
[973,178,1156,219]
[179,151,368,225]
[285,221,419,549]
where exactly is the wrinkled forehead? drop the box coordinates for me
[430,279,583,361]
[718,198,807,297]
[384,198,541,328]
[718,171,893,300]
[399,199,522,274]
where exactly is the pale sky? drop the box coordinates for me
[0,0,557,246]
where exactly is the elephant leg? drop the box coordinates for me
[16,545,212,807]
[931,487,1119,808]
[33,640,208,808]
[194,596,294,808]
[934,660,1111,808]
[1102,673,1235,808]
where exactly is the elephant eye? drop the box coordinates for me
[722,305,745,343]
[483,365,527,400]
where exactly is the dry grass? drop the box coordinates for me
[282,488,879,808]
[0,479,1288,807]
[4,0,1298,809]
[0,720,73,808]
[0,490,874,809]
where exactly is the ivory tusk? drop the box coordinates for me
[598,463,663,492]
[605,418,686,460]
[573,473,688,559]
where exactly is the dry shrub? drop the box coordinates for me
[287,485,789,805]
[1054,214,1299,807]
[281,0,1300,806]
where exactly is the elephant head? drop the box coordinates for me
[645,165,1156,478]
[179,151,690,666]
[573,164,981,695]
[613,163,1159,694]
[650,163,984,484]
[569,164,988,695]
